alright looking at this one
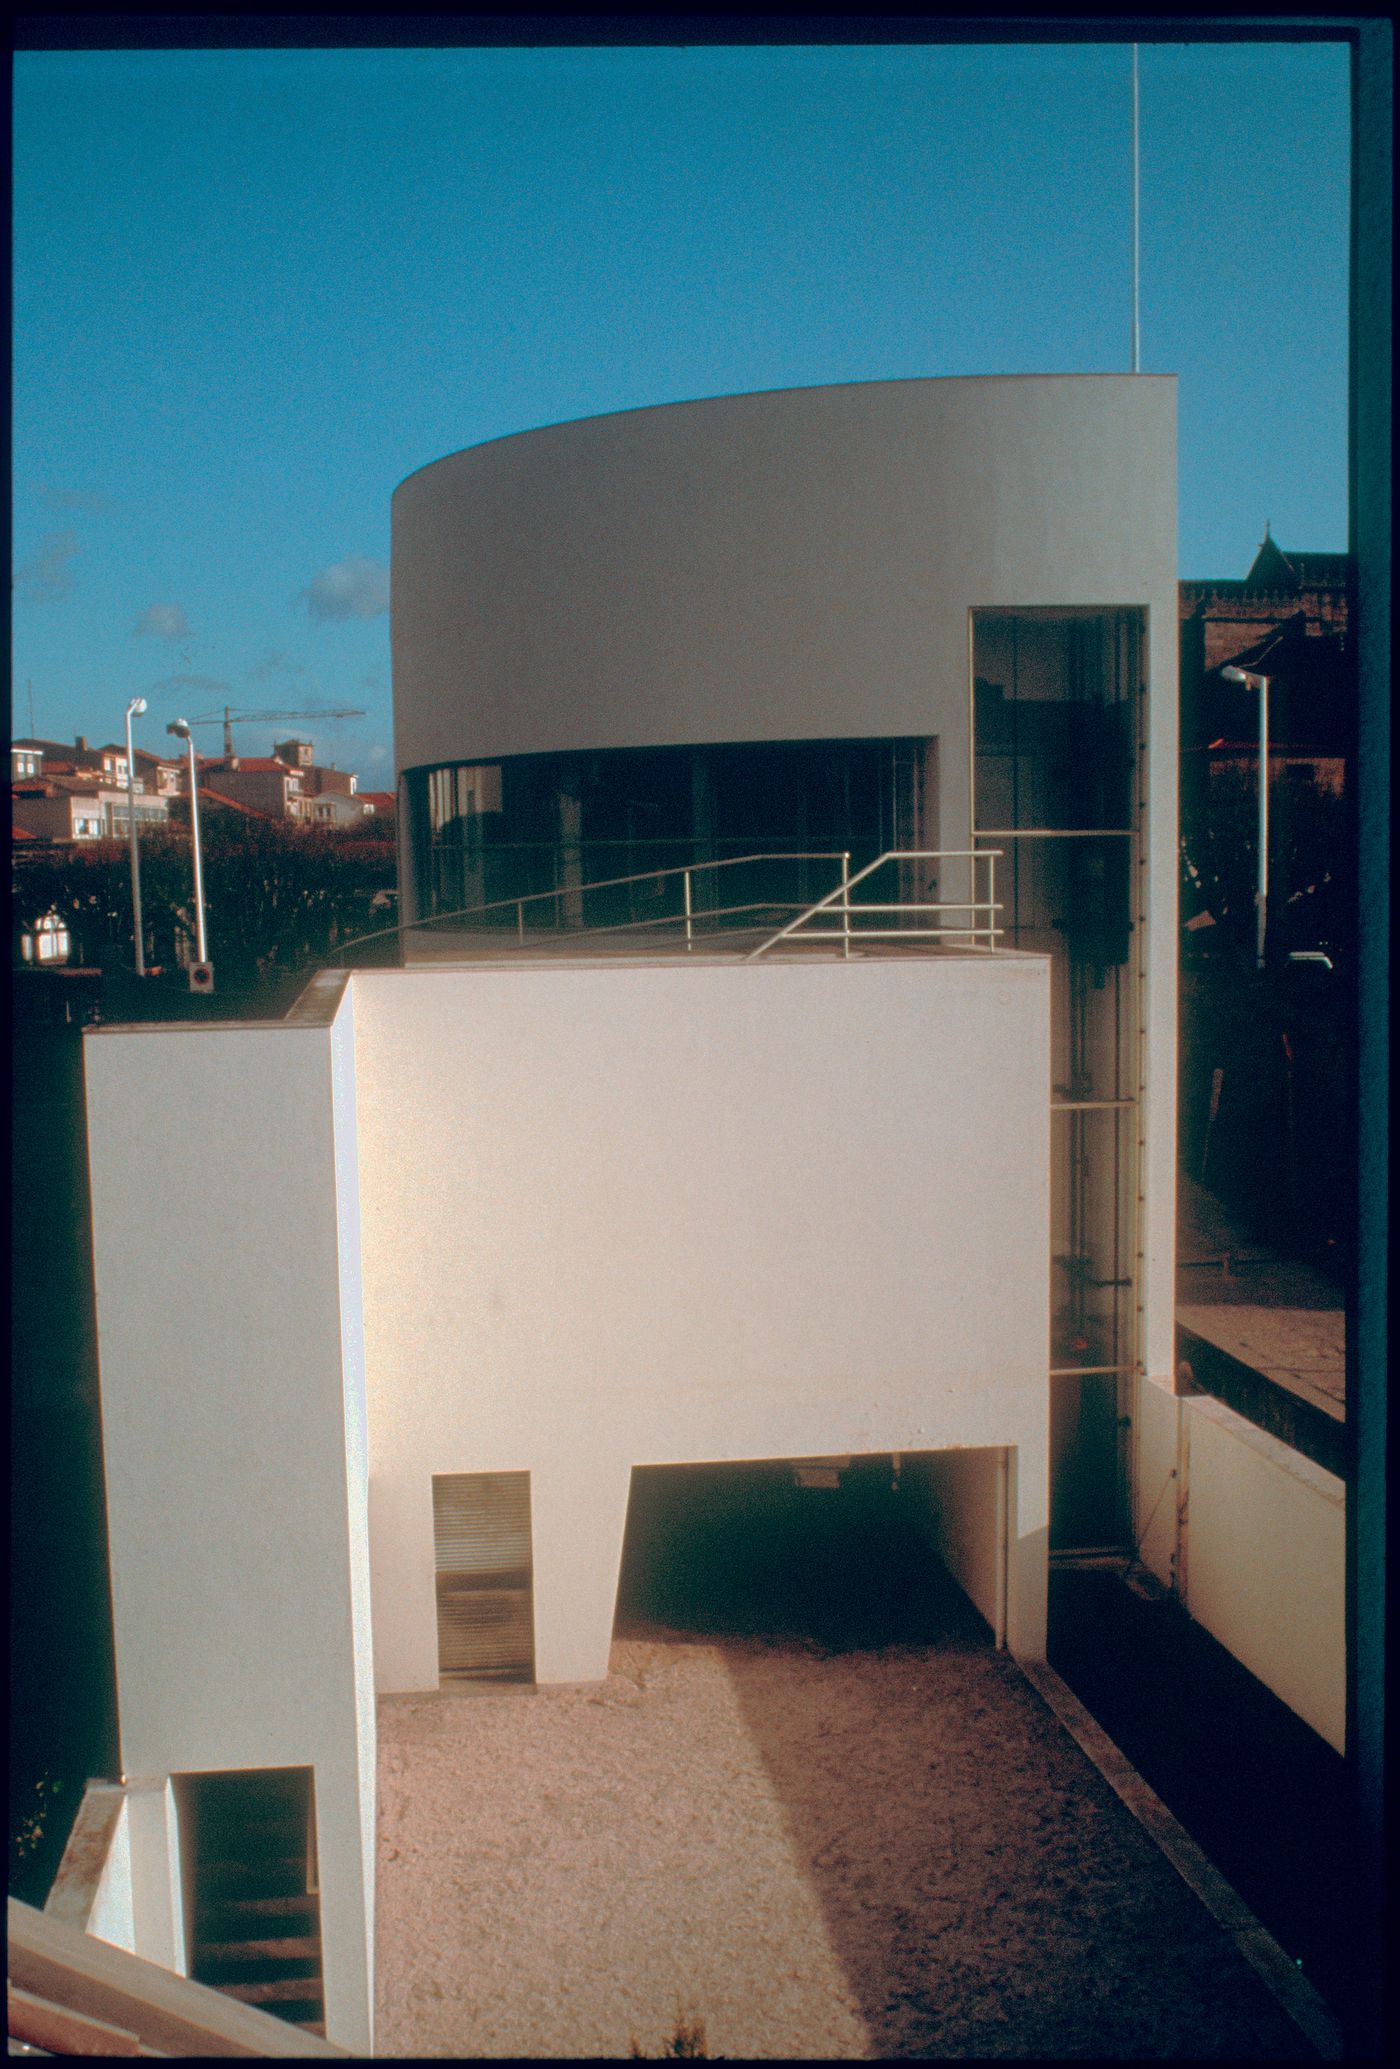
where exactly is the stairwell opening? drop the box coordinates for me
[612,1453,997,1652]
[175,1765,325,2037]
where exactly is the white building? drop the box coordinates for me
[80,374,1182,2053]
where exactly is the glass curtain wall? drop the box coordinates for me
[973,609,1145,1553]
[405,737,937,943]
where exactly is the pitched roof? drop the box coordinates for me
[1243,528,1349,596]
[357,791,397,811]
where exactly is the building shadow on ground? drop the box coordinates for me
[612,1462,1316,2062]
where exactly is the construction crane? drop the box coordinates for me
[184,705,367,759]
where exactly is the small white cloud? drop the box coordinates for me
[301,556,390,623]
[14,529,80,602]
[367,743,391,768]
[133,602,191,640]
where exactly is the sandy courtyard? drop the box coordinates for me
[373,1621,1313,2060]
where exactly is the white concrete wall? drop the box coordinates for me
[124,1779,187,1975]
[46,1784,141,1958]
[83,995,376,2054]
[1131,1378,1345,1754]
[1180,1396,1346,1752]
[87,1797,137,1955]
[351,951,1052,1682]
[906,1449,1006,1639]
[392,374,1179,1394]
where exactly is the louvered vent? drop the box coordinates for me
[432,1471,535,1683]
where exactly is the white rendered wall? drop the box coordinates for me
[906,1450,1006,1637]
[87,1798,136,1955]
[350,952,1052,1684]
[1131,1378,1345,1753]
[392,374,1179,1393]
[83,999,375,2054]
[1181,1397,1346,1752]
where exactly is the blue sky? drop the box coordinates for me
[12,39,1351,780]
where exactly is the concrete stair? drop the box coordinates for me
[188,1774,325,2037]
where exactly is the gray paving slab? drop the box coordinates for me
[1177,1174,1345,1420]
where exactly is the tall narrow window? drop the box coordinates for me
[973,609,1145,1554]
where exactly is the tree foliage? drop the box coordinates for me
[13,820,397,978]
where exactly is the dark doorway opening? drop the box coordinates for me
[178,1765,324,2037]
[614,1455,989,1653]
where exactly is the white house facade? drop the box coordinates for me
[80,374,1180,2053]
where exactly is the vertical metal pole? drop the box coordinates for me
[1256,674,1270,971]
[841,851,851,959]
[125,699,146,976]
[683,868,693,950]
[1131,44,1141,374]
[517,900,525,944]
[186,735,209,966]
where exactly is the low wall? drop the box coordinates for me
[1133,1376,1346,1753]
[46,1783,136,1956]
[1180,1394,1346,1753]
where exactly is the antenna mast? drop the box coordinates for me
[1131,43,1141,373]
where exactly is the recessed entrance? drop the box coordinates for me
[613,1454,991,1652]
[177,1765,324,2037]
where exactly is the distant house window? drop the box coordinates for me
[20,911,71,964]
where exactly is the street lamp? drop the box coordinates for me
[124,697,147,976]
[167,718,211,984]
[1222,665,1270,970]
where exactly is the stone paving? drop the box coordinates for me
[1176,1174,1345,1420]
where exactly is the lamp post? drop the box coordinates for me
[1222,665,1270,970]
[167,718,210,977]
[124,696,147,976]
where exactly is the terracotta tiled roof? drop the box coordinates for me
[358,791,397,811]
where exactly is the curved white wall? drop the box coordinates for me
[391,373,1180,1384]
[392,374,1175,817]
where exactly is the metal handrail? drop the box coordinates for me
[746,849,1003,960]
[327,847,1005,965]
[328,851,852,960]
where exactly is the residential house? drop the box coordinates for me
[78,373,1232,2055]
[10,772,169,844]
[192,755,311,822]
[130,748,185,800]
[1179,529,1353,801]
[14,736,135,789]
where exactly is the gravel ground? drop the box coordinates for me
[374,1618,1315,2060]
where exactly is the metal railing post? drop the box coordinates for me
[517,900,525,943]
[841,851,851,959]
[683,868,693,950]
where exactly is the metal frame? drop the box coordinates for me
[330,848,1007,965]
